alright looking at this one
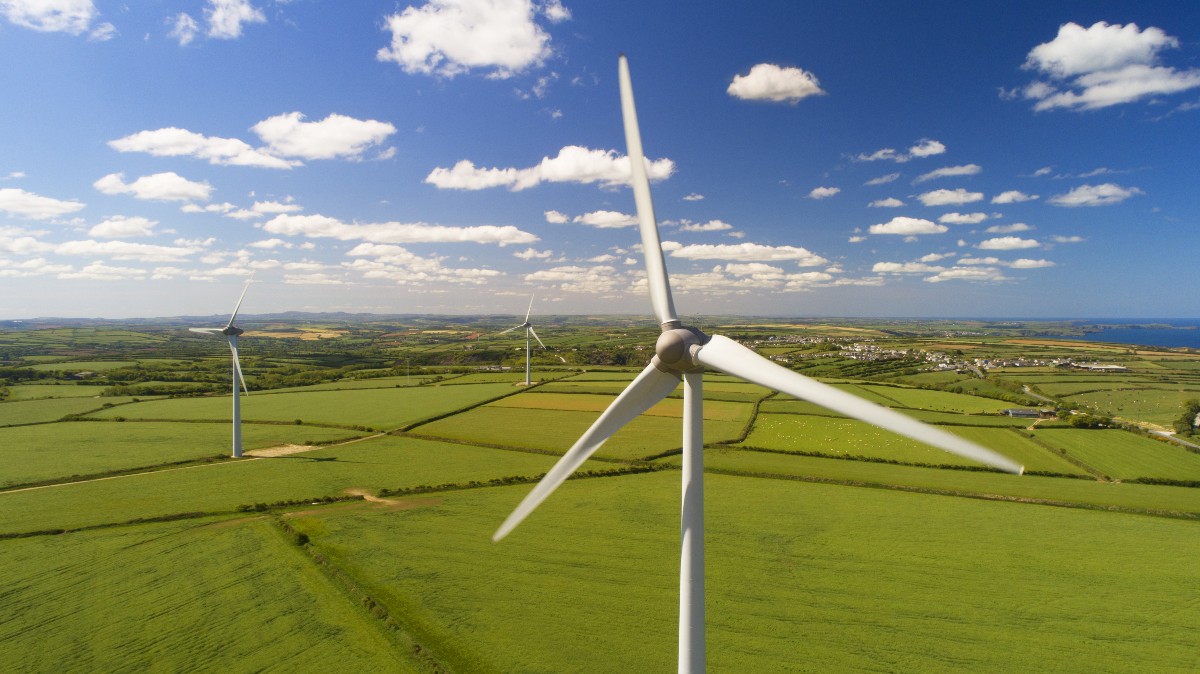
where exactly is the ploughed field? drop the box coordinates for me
[2,367,1199,672]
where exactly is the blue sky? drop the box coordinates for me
[1,0,1198,320]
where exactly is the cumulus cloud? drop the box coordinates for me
[206,0,265,39]
[727,63,825,103]
[986,222,1032,234]
[574,210,636,228]
[1048,183,1143,207]
[808,186,840,199]
[868,197,904,208]
[544,210,568,224]
[344,242,502,286]
[513,247,552,260]
[914,164,981,183]
[855,139,945,163]
[938,212,988,225]
[992,190,1039,204]
[977,236,1040,250]
[94,172,213,202]
[425,145,674,191]
[109,127,298,169]
[377,0,555,79]
[88,216,157,238]
[55,239,200,262]
[924,267,1011,283]
[1051,235,1085,244]
[251,113,397,161]
[916,188,984,206]
[677,219,733,233]
[1,0,96,35]
[873,261,945,274]
[665,242,828,266]
[261,213,538,247]
[864,173,900,186]
[1018,21,1200,111]
[868,216,947,236]
[170,13,200,45]
[525,265,622,294]
[0,187,86,219]
[682,193,705,201]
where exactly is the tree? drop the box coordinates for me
[1173,399,1200,436]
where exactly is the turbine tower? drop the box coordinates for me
[500,294,546,386]
[190,281,251,458]
[494,55,1024,674]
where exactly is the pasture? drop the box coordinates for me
[1030,429,1200,481]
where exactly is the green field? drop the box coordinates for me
[3,384,109,400]
[0,421,364,488]
[0,516,419,672]
[0,396,140,426]
[1030,429,1200,480]
[84,383,516,429]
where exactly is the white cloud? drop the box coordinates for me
[544,210,568,224]
[916,188,984,206]
[678,219,733,233]
[345,243,502,286]
[1050,235,1085,244]
[727,63,825,103]
[425,145,674,191]
[251,113,397,161]
[868,197,904,208]
[109,127,298,169]
[513,247,552,260]
[0,187,86,219]
[248,238,290,249]
[540,0,570,22]
[1032,167,1052,177]
[666,242,828,266]
[991,190,1038,204]
[58,262,148,281]
[261,213,538,247]
[206,0,265,39]
[182,202,236,214]
[573,210,636,229]
[938,212,988,225]
[55,239,199,262]
[1048,183,1143,207]
[914,164,981,183]
[808,186,840,199]
[88,216,157,239]
[94,172,213,202]
[864,173,900,186]
[0,0,96,35]
[377,0,554,79]
[924,267,1011,283]
[873,261,945,274]
[855,139,945,163]
[525,265,621,293]
[848,235,866,243]
[868,216,947,236]
[985,222,1032,234]
[170,13,199,45]
[682,193,704,201]
[1020,22,1200,111]
[977,236,1040,250]
[1010,258,1056,269]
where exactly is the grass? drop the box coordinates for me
[0,421,364,488]
[3,384,109,400]
[287,470,1200,672]
[0,436,577,534]
[0,516,420,672]
[84,383,515,429]
[0,397,139,427]
[1030,429,1200,480]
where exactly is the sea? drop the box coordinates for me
[1055,319,1200,350]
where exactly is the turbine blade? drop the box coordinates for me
[494,362,681,541]
[226,280,252,329]
[499,325,521,335]
[189,327,222,334]
[228,338,249,394]
[525,293,535,323]
[618,54,677,326]
[694,335,1024,474]
[529,326,547,350]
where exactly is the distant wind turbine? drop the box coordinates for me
[190,281,251,458]
[494,55,1024,674]
[499,294,546,386]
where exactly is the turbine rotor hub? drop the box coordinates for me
[654,326,708,373]
[223,326,245,336]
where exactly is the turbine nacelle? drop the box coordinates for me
[653,326,708,374]
[223,325,245,337]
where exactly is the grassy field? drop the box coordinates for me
[0,516,420,672]
[3,384,109,400]
[286,470,1200,672]
[84,383,516,429]
[0,396,140,426]
[0,421,364,488]
[1030,429,1200,480]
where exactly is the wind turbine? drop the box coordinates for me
[190,281,252,458]
[499,294,546,386]
[494,55,1025,673]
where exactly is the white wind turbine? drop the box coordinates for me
[499,294,547,386]
[494,55,1024,674]
[190,281,252,458]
